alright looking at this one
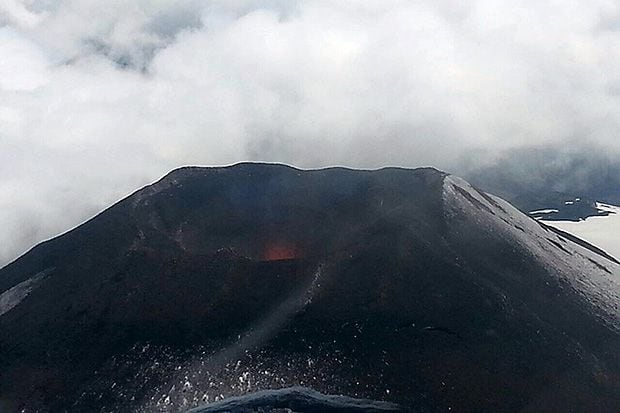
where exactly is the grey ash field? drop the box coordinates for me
[1,163,619,412]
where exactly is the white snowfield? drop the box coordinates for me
[545,203,620,262]
[443,176,620,329]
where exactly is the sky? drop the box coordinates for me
[1,0,620,266]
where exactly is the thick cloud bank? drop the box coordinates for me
[1,0,620,266]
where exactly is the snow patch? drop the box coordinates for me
[529,209,559,215]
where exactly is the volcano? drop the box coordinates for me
[0,163,619,412]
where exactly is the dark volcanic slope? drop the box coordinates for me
[0,163,619,413]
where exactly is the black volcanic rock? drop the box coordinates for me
[0,163,619,413]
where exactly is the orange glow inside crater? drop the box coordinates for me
[263,242,300,261]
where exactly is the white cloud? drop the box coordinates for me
[1,0,620,266]
[0,28,49,90]
[0,0,44,28]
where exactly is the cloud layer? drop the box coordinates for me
[1,0,620,265]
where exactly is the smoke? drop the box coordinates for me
[1,0,620,266]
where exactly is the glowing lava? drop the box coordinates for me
[263,243,299,261]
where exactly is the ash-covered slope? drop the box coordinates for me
[0,163,619,413]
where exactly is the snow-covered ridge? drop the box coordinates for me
[442,175,620,328]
